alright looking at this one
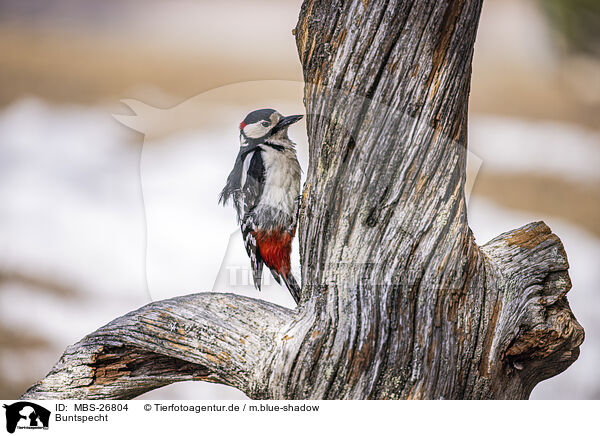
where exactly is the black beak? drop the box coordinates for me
[273,114,303,133]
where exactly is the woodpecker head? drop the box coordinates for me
[239,108,303,142]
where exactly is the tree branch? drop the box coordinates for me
[477,221,584,398]
[21,293,293,399]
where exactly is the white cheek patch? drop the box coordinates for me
[244,122,269,139]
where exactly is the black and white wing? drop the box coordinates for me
[218,144,262,222]
[219,145,266,290]
[240,148,265,215]
[241,213,263,290]
[239,149,266,290]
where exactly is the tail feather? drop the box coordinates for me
[282,273,301,304]
[270,269,282,285]
[251,259,263,292]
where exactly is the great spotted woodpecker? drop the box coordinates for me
[219,109,303,303]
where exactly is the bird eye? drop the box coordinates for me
[261,121,270,127]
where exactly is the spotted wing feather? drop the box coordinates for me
[241,215,263,290]
[239,149,266,290]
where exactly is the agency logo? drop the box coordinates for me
[2,402,50,434]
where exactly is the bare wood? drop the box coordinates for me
[22,0,583,400]
[21,294,292,399]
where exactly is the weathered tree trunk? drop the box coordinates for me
[22,0,583,400]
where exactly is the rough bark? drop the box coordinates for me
[22,294,291,399]
[22,0,583,400]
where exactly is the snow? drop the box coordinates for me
[469,114,600,182]
[0,98,147,301]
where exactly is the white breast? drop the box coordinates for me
[259,146,301,216]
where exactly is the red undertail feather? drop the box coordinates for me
[254,230,292,275]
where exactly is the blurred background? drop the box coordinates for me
[0,0,598,400]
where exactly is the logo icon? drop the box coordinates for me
[2,402,50,434]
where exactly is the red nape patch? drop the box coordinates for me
[254,231,292,275]
[239,121,247,130]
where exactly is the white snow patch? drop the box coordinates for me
[469,115,600,183]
